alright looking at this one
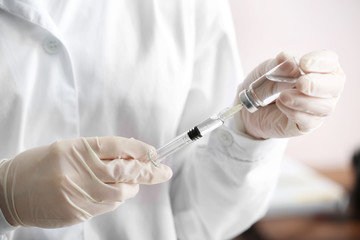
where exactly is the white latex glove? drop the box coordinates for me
[235,50,345,139]
[0,137,172,228]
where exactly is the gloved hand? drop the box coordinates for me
[0,137,172,228]
[234,50,345,139]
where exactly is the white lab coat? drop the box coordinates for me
[0,0,288,239]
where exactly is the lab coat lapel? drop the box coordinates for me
[0,0,62,40]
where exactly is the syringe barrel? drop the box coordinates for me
[155,132,193,163]
[151,117,224,166]
[196,117,224,135]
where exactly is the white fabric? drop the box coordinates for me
[0,0,288,239]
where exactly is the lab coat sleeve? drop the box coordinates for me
[169,1,288,239]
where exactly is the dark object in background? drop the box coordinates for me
[349,149,360,219]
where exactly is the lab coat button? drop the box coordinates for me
[43,36,61,54]
[217,129,233,147]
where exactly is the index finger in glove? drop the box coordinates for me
[85,136,154,162]
[102,159,173,184]
[77,137,171,184]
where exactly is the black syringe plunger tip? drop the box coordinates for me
[187,126,202,141]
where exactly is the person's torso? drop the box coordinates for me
[0,0,196,239]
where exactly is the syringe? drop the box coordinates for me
[148,104,243,166]
[148,57,303,166]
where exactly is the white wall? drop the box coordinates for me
[229,0,360,169]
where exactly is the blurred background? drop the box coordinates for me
[228,0,360,239]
